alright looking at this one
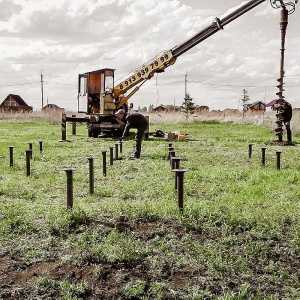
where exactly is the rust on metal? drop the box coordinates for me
[275,6,288,142]
[87,157,94,194]
[61,113,67,141]
[61,168,77,210]
[25,150,31,176]
[172,169,188,215]
[60,113,71,142]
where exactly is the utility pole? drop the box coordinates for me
[41,70,44,109]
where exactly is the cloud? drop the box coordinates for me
[0,0,299,111]
[0,0,22,21]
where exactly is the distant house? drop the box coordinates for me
[195,105,209,113]
[153,105,166,113]
[0,94,33,112]
[173,106,181,112]
[247,101,266,112]
[42,103,64,111]
[223,108,240,114]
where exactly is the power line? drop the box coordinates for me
[188,80,300,88]
[0,82,40,87]
[146,79,299,88]
[43,81,77,86]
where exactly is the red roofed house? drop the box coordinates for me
[0,94,33,113]
[266,99,277,111]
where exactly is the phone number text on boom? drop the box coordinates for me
[118,53,170,90]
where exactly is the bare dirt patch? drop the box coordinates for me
[1,219,300,299]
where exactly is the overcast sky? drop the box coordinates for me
[0,0,299,111]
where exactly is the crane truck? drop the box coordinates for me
[65,0,298,138]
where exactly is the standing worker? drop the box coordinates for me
[281,100,293,143]
[115,109,149,159]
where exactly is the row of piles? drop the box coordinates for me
[5,139,187,215]
[248,144,283,170]
[6,142,43,176]
[63,141,124,209]
[2,141,285,214]
[168,143,188,215]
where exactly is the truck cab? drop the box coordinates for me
[78,68,117,115]
[77,68,124,137]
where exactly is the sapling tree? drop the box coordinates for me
[181,93,196,119]
[240,89,251,116]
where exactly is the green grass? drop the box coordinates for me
[1,119,300,299]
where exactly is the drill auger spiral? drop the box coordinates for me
[270,0,297,144]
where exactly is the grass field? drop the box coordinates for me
[1,114,300,299]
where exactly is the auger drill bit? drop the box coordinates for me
[272,0,298,142]
[275,78,285,141]
[275,5,288,142]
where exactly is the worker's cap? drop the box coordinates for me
[114,109,126,115]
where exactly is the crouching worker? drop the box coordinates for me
[115,109,148,158]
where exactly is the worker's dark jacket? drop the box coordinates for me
[282,102,292,123]
[121,112,148,138]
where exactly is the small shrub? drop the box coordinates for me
[149,281,167,300]
[60,280,90,298]
[122,279,146,299]
[93,265,105,281]
[35,275,59,294]
[48,207,88,236]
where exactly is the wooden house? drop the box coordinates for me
[247,101,266,112]
[153,105,166,113]
[0,94,33,112]
[42,103,64,112]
